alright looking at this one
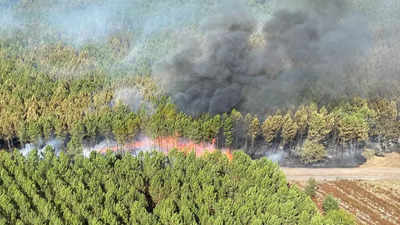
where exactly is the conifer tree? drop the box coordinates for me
[262,113,283,145]
[231,109,244,148]
[223,113,233,148]
[294,105,309,142]
[249,116,260,152]
[282,112,298,148]
[308,107,334,143]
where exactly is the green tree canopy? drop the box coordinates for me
[0,150,355,225]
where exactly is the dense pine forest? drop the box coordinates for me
[0,149,356,224]
[0,0,399,163]
[0,0,399,166]
[0,54,398,164]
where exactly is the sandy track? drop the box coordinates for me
[281,167,400,181]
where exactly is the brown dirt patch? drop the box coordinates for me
[292,178,400,225]
[283,153,400,224]
[361,152,400,168]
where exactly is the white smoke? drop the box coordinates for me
[48,4,115,46]
[19,138,64,157]
[0,8,21,34]
[265,151,286,163]
[113,87,154,112]
[82,135,157,157]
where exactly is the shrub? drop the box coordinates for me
[323,194,339,212]
[299,139,327,164]
[305,178,317,197]
[324,209,357,225]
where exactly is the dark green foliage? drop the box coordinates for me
[0,150,354,225]
[323,195,339,212]
[305,178,317,198]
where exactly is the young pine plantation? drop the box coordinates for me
[0,149,356,225]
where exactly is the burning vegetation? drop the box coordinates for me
[0,0,399,166]
[91,136,233,161]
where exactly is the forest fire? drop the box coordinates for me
[97,136,233,160]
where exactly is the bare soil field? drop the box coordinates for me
[282,153,400,225]
[293,180,400,225]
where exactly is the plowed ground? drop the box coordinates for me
[284,153,400,225]
[294,180,400,225]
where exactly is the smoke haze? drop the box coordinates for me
[1,0,400,114]
[20,138,64,157]
[113,87,155,112]
[155,0,398,115]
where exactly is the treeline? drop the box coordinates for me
[141,97,400,164]
[0,51,399,163]
[0,149,356,225]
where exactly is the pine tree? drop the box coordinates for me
[282,112,298,148]
[223,113,233,148]
[294,105,309,142]
[231,109,244,148]
[249,116,260,152]
[337,112,369,146]
[308,107,334,143]
[370,99,398,145]
[262,113,283,145]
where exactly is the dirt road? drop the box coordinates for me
[282,167,400,181]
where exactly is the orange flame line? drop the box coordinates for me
[98,136,232,160]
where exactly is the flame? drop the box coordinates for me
[97,136,232,160]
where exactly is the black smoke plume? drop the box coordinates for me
[155,0,399,115]
[1,0,399,115]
